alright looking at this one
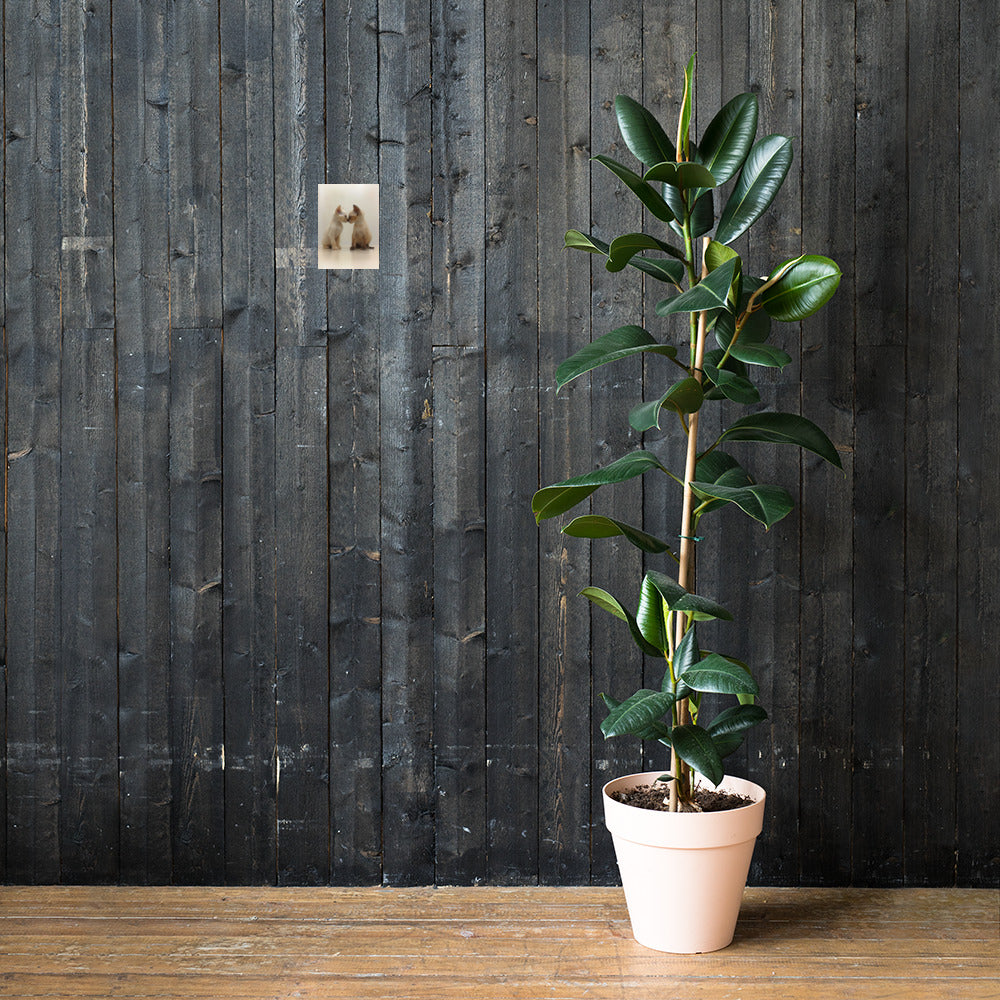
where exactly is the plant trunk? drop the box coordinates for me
[669,241,710,812]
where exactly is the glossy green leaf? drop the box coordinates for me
[683,653,759,696]
[760,255,842,321]
[715,134,794,244]
[657,258,739,316]
[561,515,676,557]
[644,160,717,189]
[644,570,734,622]
[718,412,843,469]
[671,724,724,786]
[711,731,744,759]
[582,588,663,658]
[592,155,675,223]
[690,480,794,529]
[629,377,704,432]
[728,343,792,368]
[606,232,687,272]
[636,575,669,652]
[599,693,671,742]
[556,325,678,390]
[707,703,768,738]
[628,255,686,285]
[714,308,771,350]
[654,291,681,315]
[676,55,695,161]
[672,625,700,699]
[688,188,715,239]
[701,349,750,401]
[614,95,676,166]
[705,240,739,272]
[532,450,666,522]
[698,92,759,184]
[602,689,675,739]
[564,229,610,255]
[702,364,760,404]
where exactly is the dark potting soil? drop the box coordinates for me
[610,783,754,813]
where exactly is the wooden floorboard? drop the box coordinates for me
[0,888,996,999]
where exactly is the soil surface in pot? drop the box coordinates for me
[610,784,753,813]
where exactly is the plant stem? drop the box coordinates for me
[669,237,711,812]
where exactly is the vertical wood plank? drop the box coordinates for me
[484,0,539,885]
[378,0,435,887]
[852,0,907,886]
[740,0,804,885]
[58,329,118,881]
[904,0,959,886]
[799,0,856,885]
[4,0,63,884]
[272,0,330,886]
[430,0,487,885]
[536,0,592,885]
[60,0,114,329]
[169,328,224,883]
[168,0,223,328]
[431,345,487,883]
[220,0,278,885]
[957,0,1000,890]
[326,0,382,887]
[587,0,645,886]
[113,0,174,884]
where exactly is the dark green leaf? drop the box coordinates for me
[606,232,687,272]
[654,291,681,315]
[671,724,724,786]
[614,95,676,166]
[760,255,842,321]
[556,325,677,390]
[672,624,700,699]
[701,349,750,400]
[629,377,704,432]
[600,693,671,742]
[692,450,752,514]
[592,155,675,223]
[532,450,666,522]
[714,308,771,350]
[711,731,744,759]
[715,134,794,244]
[583,588,663,658]
[702,364,760,404]
[562,515,676,557]
[683,653,759,696]
[602,689,675,739]
[636,575,669,653]
[728,343,792,368]
[644,570,734,622]
[698,92,759,184]
[690,480,794,529]
[657,258,739,315]
[688,188,715,239]
[628,255,686,284]
[707,703,768,737]
[564,229,610,255]
[719,412,843,469]
[643,160,717,188]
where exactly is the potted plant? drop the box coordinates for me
[532,56,842,953]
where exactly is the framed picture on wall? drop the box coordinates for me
[318,184,379,269]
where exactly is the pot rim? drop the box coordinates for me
[602,771,766,818]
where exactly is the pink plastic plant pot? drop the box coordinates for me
[603,771,766,954]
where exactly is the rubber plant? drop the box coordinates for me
[533,57,842,812]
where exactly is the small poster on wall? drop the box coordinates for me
[318,184,379,269]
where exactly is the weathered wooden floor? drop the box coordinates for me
[0,887,996,998]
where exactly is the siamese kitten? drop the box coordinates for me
[346,204,373,250]
[323,205,349,250]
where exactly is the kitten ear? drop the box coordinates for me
[336,204,341,211]
[353,204,360,212]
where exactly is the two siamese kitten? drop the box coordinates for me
[323,204,373,251]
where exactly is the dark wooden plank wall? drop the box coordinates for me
[1,0,997,889]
